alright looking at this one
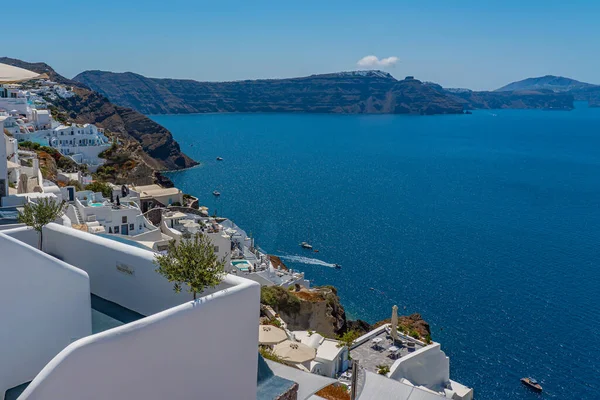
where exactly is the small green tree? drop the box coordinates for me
[337,329,362,348]
[18,198,65,250]
[154,233,225,300]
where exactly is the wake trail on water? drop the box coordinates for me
[277,255,336,268]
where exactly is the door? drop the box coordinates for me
[121,224,129,235]
[67,187,75,202]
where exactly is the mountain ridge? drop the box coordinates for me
[74,69,578,115]
[74,70,465,116]
[496,75,597,93]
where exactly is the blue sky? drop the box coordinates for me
[4,0,600,90]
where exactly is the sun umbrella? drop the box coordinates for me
[258,325,288,345]
[273,340,316,364]
[0,63,47,83]
[391,305,398,342]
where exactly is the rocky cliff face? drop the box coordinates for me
[0,58,197,178]
[260,285,431,340]
[261,286,348,337]
[74,70,465,116]
[426,83,575,110]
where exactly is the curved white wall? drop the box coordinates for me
[0,233,91,395]
[388,343,450,391]
[19,275,260,400]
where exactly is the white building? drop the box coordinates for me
[0,223,334,400]
[293,331,349,378]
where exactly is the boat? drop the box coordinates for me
[300,242,313,249]
[213,191,221,197]
[521,377,542,393]
[333,264,342,269]
[216,157,223,161]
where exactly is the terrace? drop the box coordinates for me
[350,325,425,375]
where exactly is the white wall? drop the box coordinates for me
[388,343,450,391]
[42,223,237,316]
[0,232,91,396]
[19,272,260,400]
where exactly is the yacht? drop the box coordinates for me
[520,377,542,393]
[300,242,313,250]
[216,157,223,161]
[213,190,221,197]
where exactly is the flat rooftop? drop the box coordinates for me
[350,329,425,374]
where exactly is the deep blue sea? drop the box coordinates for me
[152,103,600,400]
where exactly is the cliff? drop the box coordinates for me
[74,70,465,116]
[260,285,431,341]
[0,57,197,183]
[426,83,575,110]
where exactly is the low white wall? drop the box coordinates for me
[42,223,237,317]
[1,226,39,248]
[0,233,91,395]
[20,275,260,400]
[389,343,450,391]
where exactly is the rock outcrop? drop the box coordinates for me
[260,285,430,340]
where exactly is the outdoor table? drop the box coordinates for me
[388,345,400,358]
[372,337,383,349]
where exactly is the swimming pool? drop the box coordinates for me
[90,202,104,207]
[231,260,252,272]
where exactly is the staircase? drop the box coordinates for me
[73,206,83,224]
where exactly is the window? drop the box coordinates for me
[129,223,134,231]
[214,246,219,253]
[122,216,127,223]
[114,226,119,234]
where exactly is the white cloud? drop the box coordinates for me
[357,55,399,68]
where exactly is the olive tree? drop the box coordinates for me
[154,232,226,300]
[18,197,66,250]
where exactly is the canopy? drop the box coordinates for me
[0,63,47,84]
[273,340,316,364]
[258,325,288,345]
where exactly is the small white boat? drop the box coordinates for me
[300,242,313,249]
[216,157,223,161]
[213,190,221,197]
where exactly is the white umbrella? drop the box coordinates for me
[258,325,288,345]
[273,340,316,364]
[391,305,398,342]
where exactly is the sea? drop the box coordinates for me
[152,103,600,400]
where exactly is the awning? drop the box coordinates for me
[0,63,47,83]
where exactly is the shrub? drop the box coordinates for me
[259,346,285,363]
[170,201,182,207]
[260,286,301,314]
[409,329,420,340]
[85,181,112,198]
[376,364,390,375]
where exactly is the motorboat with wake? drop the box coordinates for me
[333,264,342,269]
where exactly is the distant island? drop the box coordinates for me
[494,75,600,107]
[74,70,578,116]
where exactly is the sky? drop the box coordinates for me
[3,0,600,90]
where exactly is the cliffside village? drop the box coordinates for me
[0,62,473,400]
